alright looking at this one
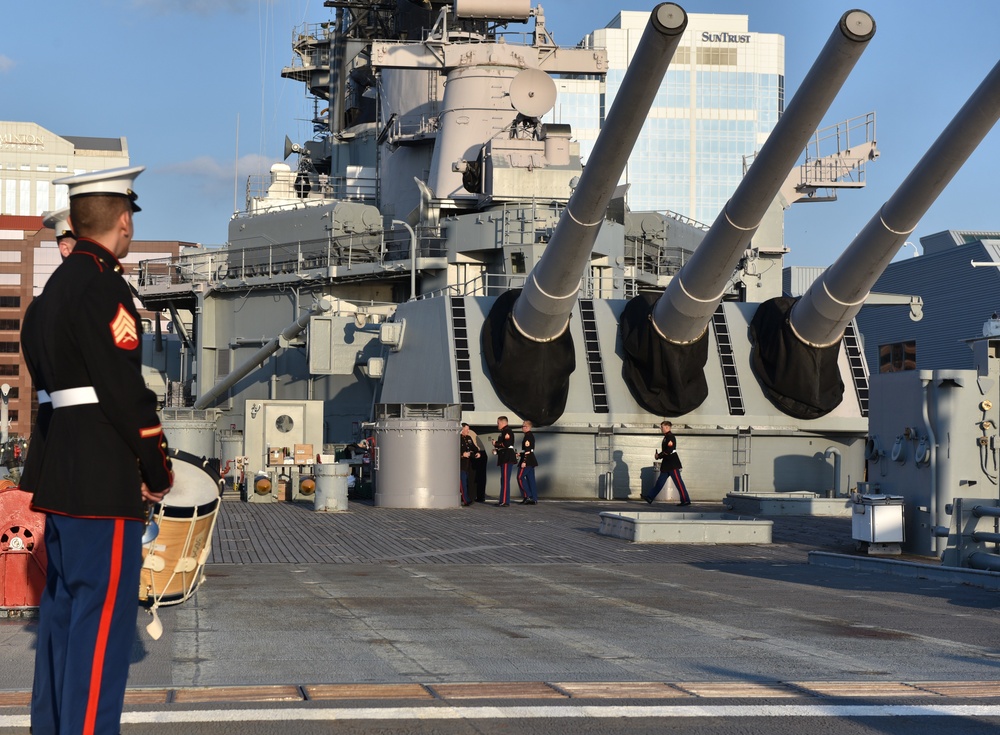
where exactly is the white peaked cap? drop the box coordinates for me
[41,208,73,238]
[53,165,146,212]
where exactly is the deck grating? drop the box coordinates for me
[208,499,857,566]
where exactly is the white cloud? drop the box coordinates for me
[158,153,280,188]
[0,55,14,74]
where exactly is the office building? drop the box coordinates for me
[0,122,186,441]
[549,12,783,224]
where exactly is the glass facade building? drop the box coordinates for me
[547,12,784,226]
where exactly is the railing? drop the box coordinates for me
[416,271,635,303]
[623,237,690,279]
[137,228,446,291]
[662,210,711,232]
[242,172,378,210]
[138,219,662,299]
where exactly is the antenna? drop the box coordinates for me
[233,113,240,216]
[508,68,557,118]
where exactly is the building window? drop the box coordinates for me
[696,46,738,66]
[0,297,20,308]
[0,364,18,376]
[0,319,19,331]
[0,342,19,354]
[878,341,916,373]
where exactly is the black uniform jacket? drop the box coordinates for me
[460,434,479,473]
[519,431,538,467]
[494,426,517,465]
[20,237,172,520]
[19,298,51,493]
[657,431,682,472]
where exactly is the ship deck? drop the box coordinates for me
[3,497,1000,733]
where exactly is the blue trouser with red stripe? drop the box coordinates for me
[517,465,537,502]
[648,468,690,504]
[460,470,471,504]
[498,463,513,505]
[32,514,143,735]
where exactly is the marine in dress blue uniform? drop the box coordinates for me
[21,167,173,735]
[642,420,691,506]
[516,420,538,504]
[492,416,517,506]
[459,424,479,506]
[21,209,76,487]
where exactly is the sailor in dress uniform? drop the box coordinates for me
[22,166,174,735]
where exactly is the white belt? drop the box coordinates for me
[37,390,50,404]
[49,387,99,409]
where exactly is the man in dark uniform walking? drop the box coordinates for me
[21,166,174,735]
[642,420,691,506]
[492,416,516,506]
[517,420,539,504]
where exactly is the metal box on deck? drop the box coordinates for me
[852,494,905,543]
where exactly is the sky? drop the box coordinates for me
[3,0,1000,267]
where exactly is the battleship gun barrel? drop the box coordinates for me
[791,58,1000,347]
[482,3,687,425]
[194,298,332,410]
[652,10,876,345]
[621,10,875,417]
[510,3,688,341]
[750,58,1000,420]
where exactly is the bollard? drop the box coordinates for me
[314,462,351,512]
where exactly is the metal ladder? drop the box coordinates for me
[595,428,614,499]
[842,319,869,417]
[579,299,609,413]
[450,297,475,410]
[711,306,745,416]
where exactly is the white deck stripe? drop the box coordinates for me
[3,703,1000,727]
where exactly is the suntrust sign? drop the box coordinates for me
[0,132,44,150]
[701,32,751,43]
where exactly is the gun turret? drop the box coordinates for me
[751,57,1000,419]
[481,3,688,425]
[619,10,876,416]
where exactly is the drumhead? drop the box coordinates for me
[162,450,220,509]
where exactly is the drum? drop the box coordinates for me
[139,450,222,608]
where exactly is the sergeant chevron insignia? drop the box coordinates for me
[110,304,139,349]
